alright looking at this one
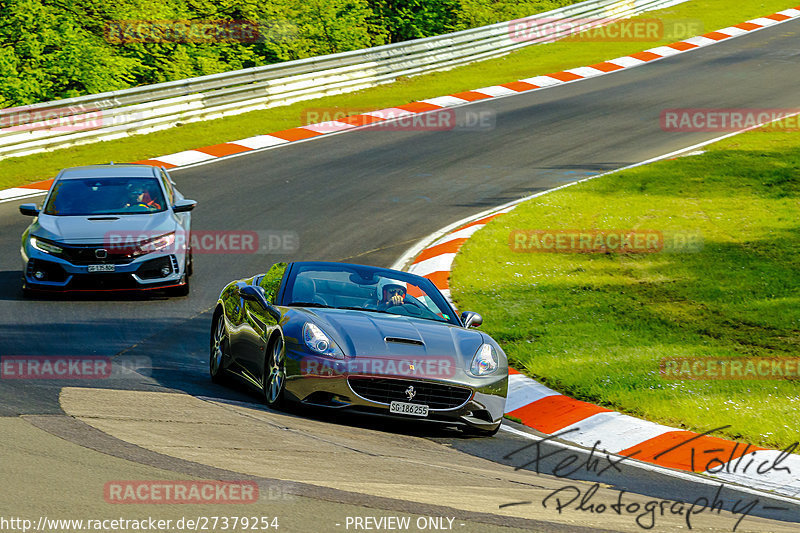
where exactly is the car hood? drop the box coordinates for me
[294,307,485,362]
[31,212,178,244]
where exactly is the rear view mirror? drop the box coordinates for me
[239,285,281,320]
[173,199,197,213]
[19,203,39,216]
[461,311,483,328]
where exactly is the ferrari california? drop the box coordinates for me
[210,261,508,435]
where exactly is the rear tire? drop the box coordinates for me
[262,336,286,408]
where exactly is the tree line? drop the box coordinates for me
[0,0,577,107]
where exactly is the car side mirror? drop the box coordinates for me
[19,203,39,216]
[173,199,197,213]
[239,285,281,320]
[461,311,483,328]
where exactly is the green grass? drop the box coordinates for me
[1,0,795,190]
[450,127,800,452]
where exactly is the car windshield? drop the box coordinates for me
[43,177,166,216]
[284,264,458,325]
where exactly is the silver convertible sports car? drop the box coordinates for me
[19,164,196,295]
[210,261,508,436]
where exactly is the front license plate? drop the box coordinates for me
[88,264,115,273]
[389,401,429,417]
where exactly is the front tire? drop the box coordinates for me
[262,336,286,408]
[210,313,228,384]
[186,247,193,277]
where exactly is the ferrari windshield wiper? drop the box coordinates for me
[336,306,393,315]
[287,301,331,308]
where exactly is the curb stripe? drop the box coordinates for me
[196,143,252,157]
[617,432,765,473]
[20,179,53,190]
[509,395,612,435]
[136,159,177,168]
[413,238,468,263]
[548,71,584,82]
[588,61,625,72]
[500,81,539,92]
[450,91,493,101]
[396,102,443,113]
[269,128,323,142]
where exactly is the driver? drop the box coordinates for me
[378,283,407,310]
[125,185,161,210]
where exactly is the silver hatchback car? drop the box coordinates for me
[19,164,196,296]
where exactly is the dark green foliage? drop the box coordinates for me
[0,0,579,106]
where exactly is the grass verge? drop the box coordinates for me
[450,126,800,452]
[1,0,796,190]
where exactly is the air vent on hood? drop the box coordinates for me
[384,337,424,346]
[87,217,120,221]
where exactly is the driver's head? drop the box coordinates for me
[129,185,147,202]
[380,283,406,304]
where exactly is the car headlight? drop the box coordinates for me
[132,232,175,256]
[470,343,499,376]
[303,322,344,359]
[30,236,63,255]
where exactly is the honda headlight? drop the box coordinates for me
[470,343,499,376]
[132,232,175,256]
[30,236,63,255]
[303,323,343,359]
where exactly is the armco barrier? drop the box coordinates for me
[0,0,687,159]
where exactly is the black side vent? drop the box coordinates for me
[384,337,424,346]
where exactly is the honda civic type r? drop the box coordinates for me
[210,261,508,436]
[19,164,197,295]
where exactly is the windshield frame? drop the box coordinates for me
[279,262,461,326]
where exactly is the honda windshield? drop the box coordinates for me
[43,177,166,216]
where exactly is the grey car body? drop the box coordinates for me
[19,164,196,294]
[211,261,508,435]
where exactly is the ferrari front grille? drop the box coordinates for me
[347,377,471,410]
